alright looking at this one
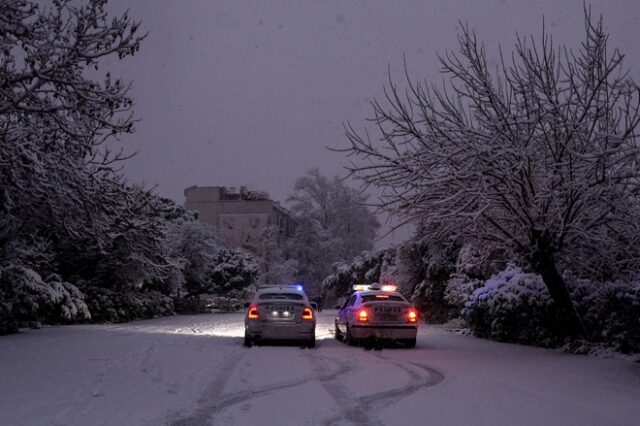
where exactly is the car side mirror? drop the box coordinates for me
[310,302,318,310]
[334,305,341,310]
[243,302,250,308]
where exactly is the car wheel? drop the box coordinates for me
[334,321,342,341]
[346,325,355,346]
[301,331,315,348]
[243,332,252,347]
[404,338,416,348]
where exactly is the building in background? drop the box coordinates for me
[184,185,295,256]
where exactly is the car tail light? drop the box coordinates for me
[302,307,314,320]
[248,306,259,320]
[407,308,418,323]
[357,308,368,322]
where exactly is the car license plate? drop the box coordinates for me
[380,313,398,322]
[268,306,295,319]
[374,305,401,322]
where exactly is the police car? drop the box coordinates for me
[244,285,316,348]
[335,284,418,348]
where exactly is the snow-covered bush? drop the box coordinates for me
[83,287,174,323]
[0,265,90,334]
[463,266,565,347]
[571,280,640,354]
[400,224,459,307]
[39,274,91,324]
[165,212,221,297]
[440,243,505,318]
[201,248,258,298]
[463,265,640,352]
[455,243,505,281]
[173,296,208,314]
[443,274,483,312]
[400,227,502,323]
[322,248,396,298]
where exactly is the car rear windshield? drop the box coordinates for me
[258,293,303,301]
[362,294,406,303]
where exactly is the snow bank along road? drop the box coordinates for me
[1,312,639,426]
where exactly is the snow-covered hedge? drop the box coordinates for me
[444,274,483,312]
[173,296,208,314]
[463,266,565,347]
[463,266,640,352]
[0,265,90,334]
[83,287,174,323]
[571,280,640,354]
[401,235,504,323]
[0,264,178,332]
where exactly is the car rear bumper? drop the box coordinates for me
[350,324,417,340]
[246,321,315,340]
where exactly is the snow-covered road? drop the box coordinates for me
[1,312,639,426]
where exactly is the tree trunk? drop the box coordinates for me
[529,234,589,340]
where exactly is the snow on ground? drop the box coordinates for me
[1,311,639,426]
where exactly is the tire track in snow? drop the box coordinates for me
[168,348,249,426]
[169,347,340,426]
[53,340,163,426]
[360,353,445,408]
[169,346,351,426]
[304,351,383,426]
[304,347,444,426]
[168,339,445,426]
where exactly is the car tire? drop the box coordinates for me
[334,321,342,341]
[243,332,252,347]
[404,338,416,348]
[346,325,355,346]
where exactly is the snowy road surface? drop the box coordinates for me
[1,312,639,426]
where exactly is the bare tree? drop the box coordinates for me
[341,10,640,338]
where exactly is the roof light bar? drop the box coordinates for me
[352,284,371,291]
[258,284,305,291]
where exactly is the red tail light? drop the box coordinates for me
[407,308,418,323]
[248,306,259,320]
[302,307,314,320]
[357,308,368,322]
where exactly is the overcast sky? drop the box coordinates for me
[104,0,640,245]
